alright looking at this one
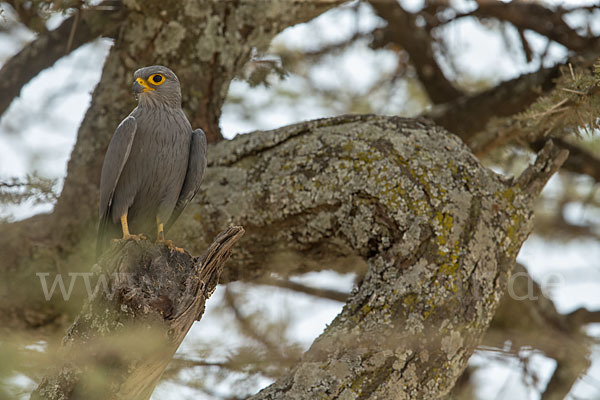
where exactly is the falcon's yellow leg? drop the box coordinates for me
[155,217,184,253]
[121,213,131,238]
[118,213,145,241]
[156,220,165,241]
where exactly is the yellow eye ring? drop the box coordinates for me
[148,73,165,86]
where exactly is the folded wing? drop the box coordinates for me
[165,128,208,232]
[96,116,137,258]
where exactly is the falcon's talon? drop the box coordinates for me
[111,233,146,243]
[155,239,185,253]
[123,233,146,241]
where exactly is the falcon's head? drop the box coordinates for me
[132,65,181,107]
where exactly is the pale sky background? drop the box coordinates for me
[0,1,599,399]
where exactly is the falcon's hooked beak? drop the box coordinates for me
[132,78,155,94]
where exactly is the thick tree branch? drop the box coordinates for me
[0,3,123,118]
[541,359,590,400]
[158,114,562,398]
[31,226,244,400]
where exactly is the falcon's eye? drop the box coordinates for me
[149,74,165,85]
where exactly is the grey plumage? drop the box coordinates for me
[165,129,207,232]
[97,65,207,257]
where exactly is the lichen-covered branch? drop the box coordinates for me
[31,226,244,400]
[161,115,565,398]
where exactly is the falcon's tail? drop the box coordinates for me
[95,214,115,261]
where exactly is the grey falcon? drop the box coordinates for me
[96,65,207,258]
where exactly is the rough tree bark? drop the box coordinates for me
[31,226,244,400]
[170,114,563,398]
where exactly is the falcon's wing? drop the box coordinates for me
[96,116,137,258]
[165,128,207,232]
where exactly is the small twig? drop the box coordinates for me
[302,31,373,59]
[66,8,79,53]
[569,63,576,80]
[532,106,571,119]
[527,98,570,119]
[257,276,349,302]
[369,0,462,104]
[517,28,533,63]
[560,87,586,95]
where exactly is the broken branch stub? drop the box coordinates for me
[31,226,244,400]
